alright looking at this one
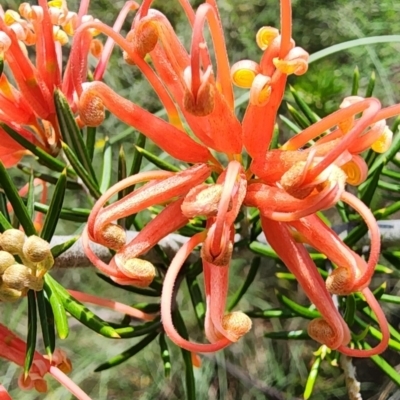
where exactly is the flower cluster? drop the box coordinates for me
[75,0,400,357]
[0,229,53,302]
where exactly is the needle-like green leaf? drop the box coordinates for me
[40,169,67,242]
[0,161,36,235]
[24,290,37,378]
[94,331,159,372]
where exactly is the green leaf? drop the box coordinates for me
[186,275,205,329]
[173,310,196,400]
[246,309,297,319]
[287,103,310,130]
[100,138,113,194]
[94,331,159,372]
[40,169,67,242]
[264,330,310,340]
[86,126,97,162]
[278,114,302,134]
[54,89,97,182]
[303,355,321,400]
[365,70,376,97]
[159,333,171,378]
[249,241,325,261]
[129,133,146,178]
[0,211,12,231]
[276,292,321,319]
[289,86,320,124]
[26,173,35,219]
[96,273,160,297]
[46,275,120,338]
[308,36,400,63]
[364,342,400,385]
[0,192,11,226]
[0,161,36,236]
[61,142,101,199]
[135,146,180,172]
[355,315,400,352]
[36,290,54,358]
[113,319,161,339]
[44,276,69,340]
[360,163,383,207]
[351,66,360,96]
[269,123,280,150]
[343,294,356,326]
[228,257,260,311]
[51,236,79,258]
[17,165,81,190]
[0,122,74,176]
[24,290,37,378]
[34,203,89,223]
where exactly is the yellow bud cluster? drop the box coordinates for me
[0,230,54,302]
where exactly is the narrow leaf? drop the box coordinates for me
[24,291,37,377]
[228,257,260,311]
[365,70,376,98]
[54,89,97,182]
[40,169,67,242]
[94,331,159,372]
[289,86,319,124]
[100,138,113,193]
[159,333,171,378]
[46,275,120,338]
[304,355,321,400]
[351,66,360,96]
[36,290,54,358]
[0,161,36,235]
[135,146,180,172]
[62,142,101,199]
[44,276,69,339]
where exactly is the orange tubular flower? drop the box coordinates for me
[0,0,138,167]
[79,0,400,356]
[0,324,90,400]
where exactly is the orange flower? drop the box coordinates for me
[77,0,400,356]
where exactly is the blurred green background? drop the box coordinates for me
[1,0,400,399]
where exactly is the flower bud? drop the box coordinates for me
[222,311,252,341]
[132,20,158,58]
[0,282,23,302]
[0,229,25,254]
[182,184,223,218]
[23,235,51,263]
[78,91,105,127]
[98,223,126,250]
[307,318,338,349]
[0,251,15,274]
[118,258,156,287]
[2,264,43,291]
[325,267,353,295]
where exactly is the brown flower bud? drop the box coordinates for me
[0,251,15,274]
[326,267,353,295]
[98,223,126,250]
[78,91,105,127]
[2,264,43,291]
[132,21,158,58]
[222,311,252,341]
[307,318,338,349]
[0,229,25,254]
[182,184,223,218]
[23,235,51,263]
[0,282,23,302]
[118,258,156,287]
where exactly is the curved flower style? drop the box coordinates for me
[0,324,90,399]
[77,0,400,356]
[0,0,138,166]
